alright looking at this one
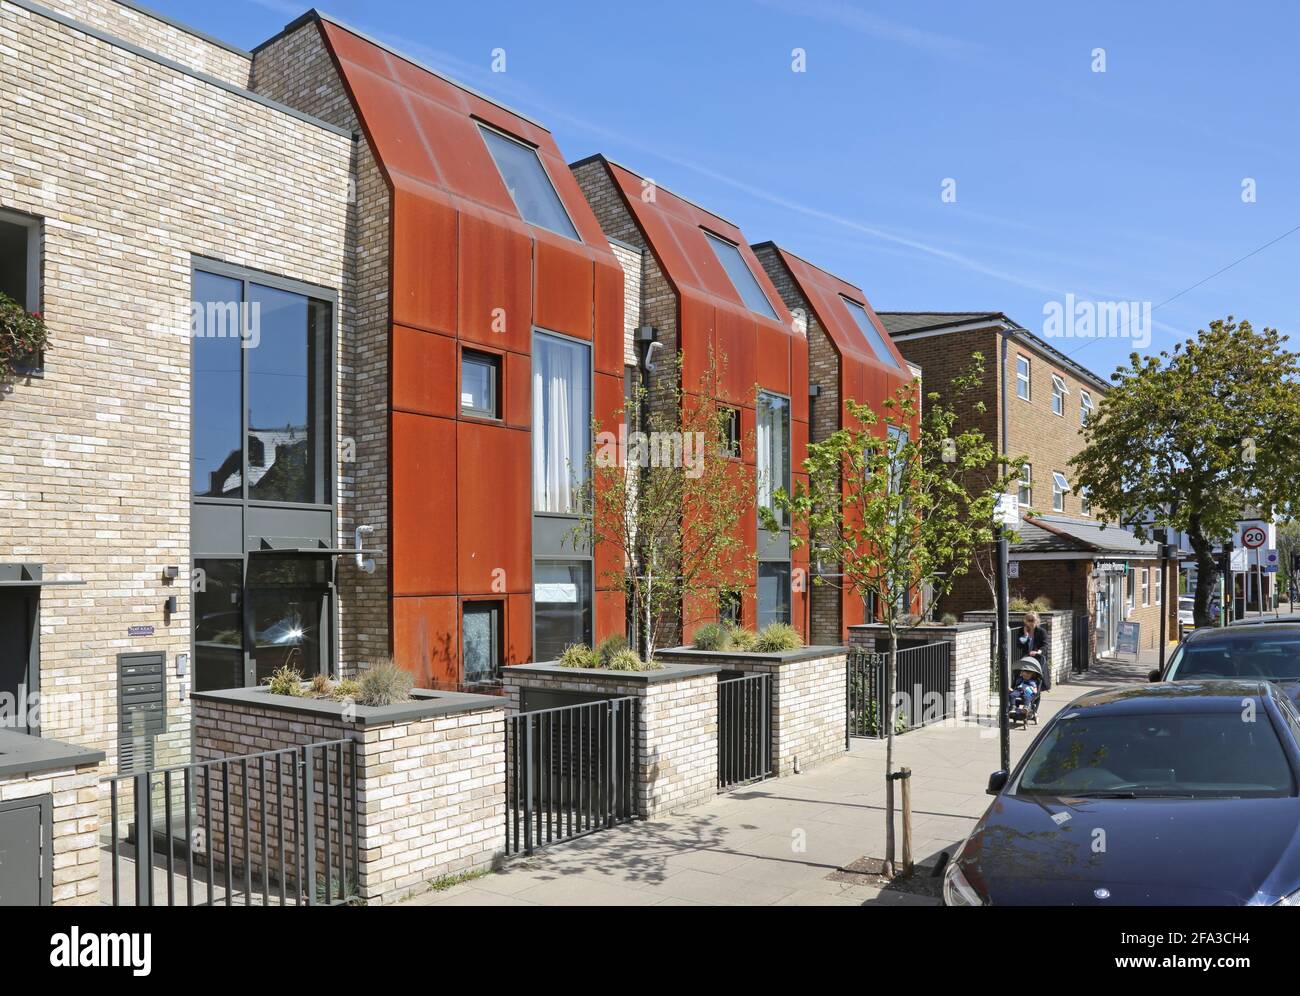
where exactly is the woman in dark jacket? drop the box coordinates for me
[1015,610,1049,688]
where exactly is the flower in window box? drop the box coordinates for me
[0,292,48,377]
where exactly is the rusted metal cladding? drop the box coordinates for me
[321,22,624,678]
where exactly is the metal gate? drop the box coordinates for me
[717,672,772,790]
[103,738,359,906]
[505,696,638,856]
[846,642,953,740]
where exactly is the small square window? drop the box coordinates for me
[1016,355,1031,400]
[462,601,503,684]
[719,588,741,627]
[461,349,500,418]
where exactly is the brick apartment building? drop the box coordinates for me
[752,244,916,644]
[571,156,810,642]
[0,0,637,774]
[878,312,1175,655]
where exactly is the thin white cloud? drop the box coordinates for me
[750,0,977,57]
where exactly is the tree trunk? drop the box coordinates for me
[883,621,897,879]
[643,562,655,661]
[1188,518,1217,627]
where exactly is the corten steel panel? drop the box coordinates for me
[506,593,532,665]
[392,325,457,418]
[457,421,530,595]
[593,371,624,588]
[502,350,531,429]
[714,305,756,406]
[595,590,625,646]
[593,258,625,377]
[535,232,594,340]
[393,596,459,687]
[391,412,457,596]
[391,177,458,334]
[457,204,533,352]
[756,319,792,398]
[678,293,716,397]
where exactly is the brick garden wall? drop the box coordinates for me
[850,623,994,720]
[194,694,505,905]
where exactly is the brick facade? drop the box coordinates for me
[850,622,995,720]
[0,0,352,778]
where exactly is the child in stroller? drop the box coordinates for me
[1009,658,1043,728]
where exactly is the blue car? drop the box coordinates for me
[943,681,1300,905]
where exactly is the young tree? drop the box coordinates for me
[1071,318,1300,626]
[572,351,753,660]
[773,364,1003,877]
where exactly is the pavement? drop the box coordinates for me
[402,653,1154,907]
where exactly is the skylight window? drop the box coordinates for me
[840,296,903,371]
[478,125,579,241]
[703,231,778,319]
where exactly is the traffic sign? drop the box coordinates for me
[994,493,1020,529]
[1242,526,1267,549]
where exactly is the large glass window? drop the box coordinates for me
[704,232,778,319]
[463,601,503,683]
[841,296,904,371]
[1052,471,1069,512]
[534,561,592,662]
[533,332,590,514]
[758,562,791,628]
[757,392,790,529]
[479,125,579,240]
[245,556,330,687]
[247,284,328,504]
[192,270,244,497]
[191,269,331,505]
[193,558,244,693]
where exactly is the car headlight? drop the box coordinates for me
[943,859,986,907]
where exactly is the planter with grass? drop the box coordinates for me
[502,637,722,817]
[655,622,849,777]
[192,660,507,905]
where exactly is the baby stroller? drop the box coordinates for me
[1008,657,1043,730]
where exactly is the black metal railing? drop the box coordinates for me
[505,697,638,856]
[717,672,772,790]
[104,738,359,906]
[846,642,953,740]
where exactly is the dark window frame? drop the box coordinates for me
[0,208,44,375]
[702,230,779,320]
[722,405,741,459]
[758,561,792,628]
[462,599,504,684]
[477,123,581,242]
[460,347,502,420]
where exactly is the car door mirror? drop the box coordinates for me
[987,770,1008,794]
[1148,668,1162,682]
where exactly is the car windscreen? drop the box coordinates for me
[1015,711,1295,798]
[1165,632,1300,681]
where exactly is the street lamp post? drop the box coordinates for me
[995,523,1011,774]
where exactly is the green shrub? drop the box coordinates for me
[332,678,362,702]
[264,665,304,697]
[940,612,958,626]
[357,659,413,707]
[596,633,629,667]
[309,673,333,697]
[692,622,730,651]
[753,622,803,653]
[729,627,758,651]
[605,648,647,671]
[558,643,598,669]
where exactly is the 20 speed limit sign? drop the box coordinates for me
[1242,526,1267,549]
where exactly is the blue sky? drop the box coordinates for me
[158,0,1299,381]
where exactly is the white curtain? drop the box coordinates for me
[757,393,786,528]
[533,334,589,513]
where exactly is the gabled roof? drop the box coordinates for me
[752,243,908,376]
[1014,514,1159,558]
[876,312,1005,335]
